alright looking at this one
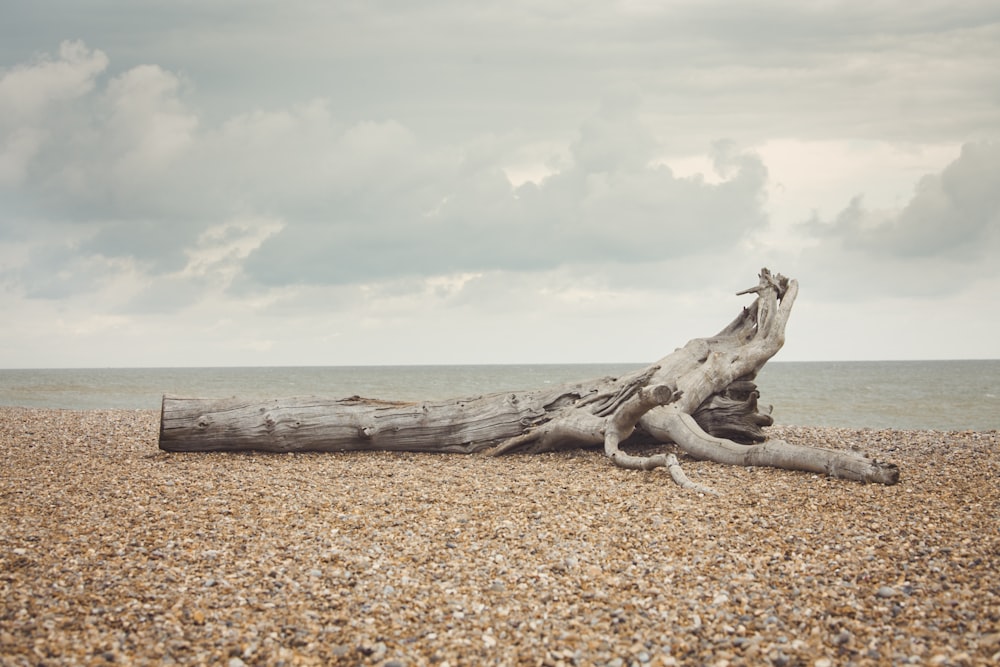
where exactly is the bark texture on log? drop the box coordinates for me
[159,269,900,487]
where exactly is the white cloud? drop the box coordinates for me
[104,64,198,175]
[0,40,107,121]
[802,141,1000,261]
[0,41,107,187]
[181,217,285,281]
[0,127,44,186]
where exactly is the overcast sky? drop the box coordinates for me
[1,1,998,368]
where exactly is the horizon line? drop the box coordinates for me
[3,358,999,372]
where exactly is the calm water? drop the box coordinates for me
[1,361,998,431]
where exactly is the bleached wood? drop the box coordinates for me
[158,269,900,488]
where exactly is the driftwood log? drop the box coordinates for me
[159,269,900,490]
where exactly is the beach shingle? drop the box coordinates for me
[1,408,998,665]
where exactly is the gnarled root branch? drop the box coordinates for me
[643,410,900,485]
[491,380,715,493]
[663,454,720,495]
[602,383,718,494]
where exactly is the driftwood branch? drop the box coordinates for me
[159,269,900,490]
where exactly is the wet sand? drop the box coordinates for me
[1,407,998,666]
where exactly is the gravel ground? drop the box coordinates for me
[1,407,998,666]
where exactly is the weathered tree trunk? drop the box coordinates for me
[159,269,900,489]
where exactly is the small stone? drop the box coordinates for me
[228,659,247,667]
[876,586,897,598]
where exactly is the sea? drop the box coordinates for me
[1,360,998,431]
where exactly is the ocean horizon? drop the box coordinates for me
[2,359,998,431]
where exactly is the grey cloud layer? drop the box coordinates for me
[4,2,997,148]
[2,3,1000,366]
[1,45,768,294]
[2,1,998,308]
[243,122,769,285]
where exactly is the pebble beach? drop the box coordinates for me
[1,407,998,666]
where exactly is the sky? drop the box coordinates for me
[1,1,999,368]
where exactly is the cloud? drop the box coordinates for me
[16,240,141,300]
[242,91,769,287]
[2,43,770,295]
[0,40,107,188]
[775,141,1000,304]
[800,141,1000,260]
[103,64,198,175]
[1,45,202,239]
[0,40,106,121]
